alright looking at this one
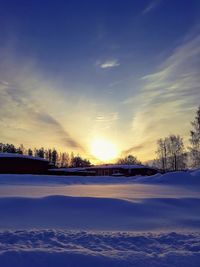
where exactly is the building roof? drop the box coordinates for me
[51,164,155,173]
[0,153,49,162]
[87,164,153,170]
[51,168,87,172]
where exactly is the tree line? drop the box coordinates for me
[0,144,91,168]
[0,142,141,168]
[153,106,200,171]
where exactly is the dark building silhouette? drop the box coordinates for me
[86,165,158,176]
[0,153,52,174]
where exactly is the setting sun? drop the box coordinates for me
[91,138,118,162]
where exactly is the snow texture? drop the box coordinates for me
[0,230,200,267]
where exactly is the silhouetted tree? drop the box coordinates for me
[71,155,91,167]
[60,152,70,167]
[189,106,200,167]
[1,143,17,153]
[28,148,33,156]
[35,147,45,158]
[51,149,58,166]
[45,149,52,162]
[117,154,141,165]
[17,144,25,154]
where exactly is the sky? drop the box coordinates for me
[0,0,200,163]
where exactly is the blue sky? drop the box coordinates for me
[0,0,200,162]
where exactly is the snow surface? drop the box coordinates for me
[0,195,199,231]
[0,173,149,185]
[0,169,199,186]
[0,170,200,266]
[1,183,199,199]
[135,170,200,185]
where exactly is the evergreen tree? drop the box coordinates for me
[28,148,33,156]
[71,155,91,167]
[17,144,24,154]
[51,149,58,166]
[38,147,45,158]
[117,155,141,165]
[189,106,200,167]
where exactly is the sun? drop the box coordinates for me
[91,138,118,162]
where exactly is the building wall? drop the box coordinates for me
[89,167,158,176]
[0,157,50,174]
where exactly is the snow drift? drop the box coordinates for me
[0,195,200,231]
[135,170,200,185]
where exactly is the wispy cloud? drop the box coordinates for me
[95,112,119,123]
[142,0,162,15]
[98,59,120,69]
[124,29,200,160]
[141,31,200,106]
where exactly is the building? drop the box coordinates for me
[0,153,52,174]
[86,164,158,176]
[49,164,158,176]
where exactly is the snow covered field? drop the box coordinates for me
[0,170,199,186]
[0,171,200,266]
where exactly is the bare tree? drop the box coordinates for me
[156,135,186,171]
[156,139,167,171]
[166,135,185,171]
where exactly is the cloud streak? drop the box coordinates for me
[34,112,85,152]
[98,59,120,69]
[142,0,162,15]
[122,144,145,156]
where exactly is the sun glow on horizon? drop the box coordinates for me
[91,138,118,162]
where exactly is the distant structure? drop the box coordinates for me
[87,164,158,176]
[0,153,158,176]
[50,164,158,176]
[0,153,52,174]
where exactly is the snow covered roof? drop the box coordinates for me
[50,164,155,173]
[88,164,153,170]
[50,165,155,173]
[51,168,87,172]
[0,153,49,162]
